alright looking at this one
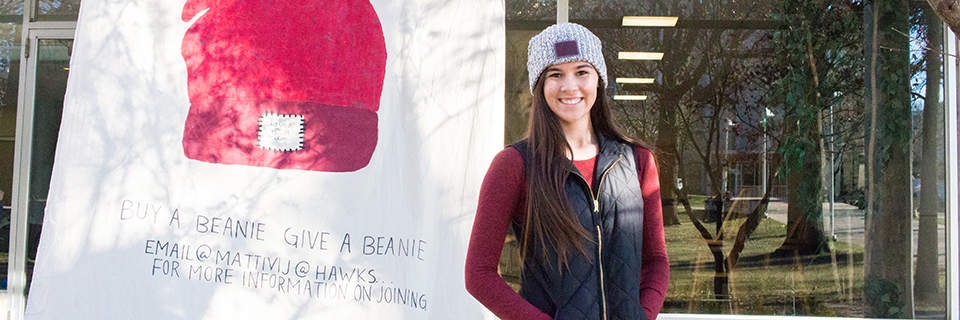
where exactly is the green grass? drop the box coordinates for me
[664,217,867,316]
[685,194,710,208]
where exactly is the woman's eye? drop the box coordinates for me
[548,73,562,78]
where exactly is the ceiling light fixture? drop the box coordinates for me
[622,16,679,27]
[616,78,655,84]
[618,52,664,60]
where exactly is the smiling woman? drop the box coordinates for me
[466,22,669,320]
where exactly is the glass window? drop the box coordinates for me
[1,0,24,20]
[0,21,22,292]
[503,0,949,318]
[34,0,79,21]
[25,38,70,294]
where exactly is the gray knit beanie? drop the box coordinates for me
[527,23,607,93]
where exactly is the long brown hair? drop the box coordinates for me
[520,72,634,269]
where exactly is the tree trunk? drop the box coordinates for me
[676,185,729,300]
[863,0,915,317]
[914,5,943,306]
[658,93,682,226]
[925,0,960,36]
[774,43,829,256]
[776,123,828,255]
[728,150,780,267]
[772,0,835,257]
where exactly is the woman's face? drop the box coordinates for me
[542,61,599,130]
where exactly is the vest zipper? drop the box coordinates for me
[574,154,622,320]
[596,224,607,320]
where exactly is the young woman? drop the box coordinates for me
[465,23,669,320]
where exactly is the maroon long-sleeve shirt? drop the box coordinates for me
[465,145,669,320]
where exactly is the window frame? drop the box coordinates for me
[537,4,960,320]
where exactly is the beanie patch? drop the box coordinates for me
[555,40,579,58]
[258,113,305,152]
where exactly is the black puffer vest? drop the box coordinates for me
[511,135,646,320]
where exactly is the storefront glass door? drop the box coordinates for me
[3,29,71,320]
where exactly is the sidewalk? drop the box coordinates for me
[762,199,946,266]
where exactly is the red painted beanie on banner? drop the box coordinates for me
[180,0,387,172]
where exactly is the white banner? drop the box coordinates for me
[24,0,503,319]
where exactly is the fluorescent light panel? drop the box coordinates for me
[614,95,648,100]
[622,16,679,27]
[616,78,655,84]
[618,52,664,60]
